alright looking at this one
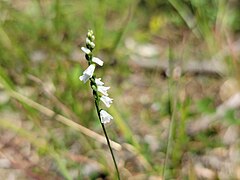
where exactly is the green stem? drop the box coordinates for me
[91,81,120,179]
[162,46,177,179]
[162,80,176,178]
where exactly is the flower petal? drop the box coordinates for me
[79,74,90,83]
[84,64,95,76]
[95,78,104,86]
[92,57,103,66]
[100,110,113,124]
[100,95,113,108]
[86,38,95,48]
[86,38,91,44]
[98,86,110,96]
[79,64,95,83]
[81,47,91,54]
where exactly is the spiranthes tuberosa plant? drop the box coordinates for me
[79,30,120,179]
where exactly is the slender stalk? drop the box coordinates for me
[93,90,120,180]
[81,30,120,179]
[162,80,177,178]
[162,46,177,179]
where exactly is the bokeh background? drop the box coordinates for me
[0,0,240,179]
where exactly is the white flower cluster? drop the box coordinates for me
[79,30,113,124]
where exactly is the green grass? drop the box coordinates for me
[0,0,239,179]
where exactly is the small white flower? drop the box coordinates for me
[88,35,95,41]
[92,57,103,66]
[79,64,95,83]
[98,86,110,96]
[81,47,91,54]
[95,78,104,86]
[87,30,94,37]
[100,110,113,124]
[100,95,113,108]
[86,38,95,48]
[90,42,95,48]
[86,38,91,44]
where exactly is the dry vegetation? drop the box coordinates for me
[0,0,240,179]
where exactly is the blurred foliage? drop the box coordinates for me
[0,0,239,179]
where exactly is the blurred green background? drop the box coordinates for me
[0,0,240,179]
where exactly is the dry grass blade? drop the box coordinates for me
[2,87,122,151]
